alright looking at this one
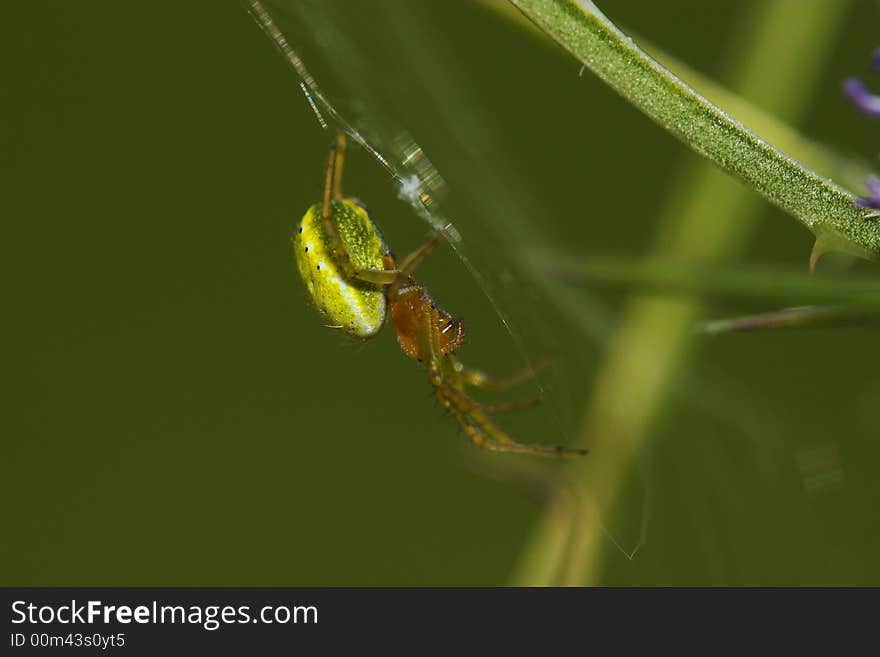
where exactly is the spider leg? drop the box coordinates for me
[435,374,586,456]
[436,380,516,446]
[466,398,588,456]
[444,354,545,415]
[319,133,445,289]
[435,368,539,415]
[453,354,553,391]
[476,397,541,414]
[332,131,346,201]
[418,318,585,457]
[319,133,402,286]
[417,311,514,451]
[388,232,443,297]
[434,387,514,453]
[431,362,528,452]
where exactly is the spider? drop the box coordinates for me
[293,132,588,457]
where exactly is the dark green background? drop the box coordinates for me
[5,0,880,584]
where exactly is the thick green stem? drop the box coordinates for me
[510,0,880,260]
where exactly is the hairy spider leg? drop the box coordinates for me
[452,354,553,391]
[319,132,402,287]
[406,298,587,457]
[441,371,586,455]
[387,233,443,298]
[456,395,540,414]
[332,130,345,201]
[322,131,444,293]
[440,360,586,456]
[443,355,554,414]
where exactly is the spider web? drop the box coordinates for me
[244,0,646,559]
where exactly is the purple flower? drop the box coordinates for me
[843,46,880,116]
[854,175,880,210]
[843,47,880,209]
[843,78,880,118]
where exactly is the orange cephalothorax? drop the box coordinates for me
[389,281,464,361]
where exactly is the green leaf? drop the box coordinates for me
[510,0,880,261]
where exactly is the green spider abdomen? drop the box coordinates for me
[293,199,389,338]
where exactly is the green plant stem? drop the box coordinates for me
[511,0,848,586]
[534,250,880,311]
[509,0,880,260]
[701,306,877,334]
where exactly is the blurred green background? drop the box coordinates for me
[4,0,880,585]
